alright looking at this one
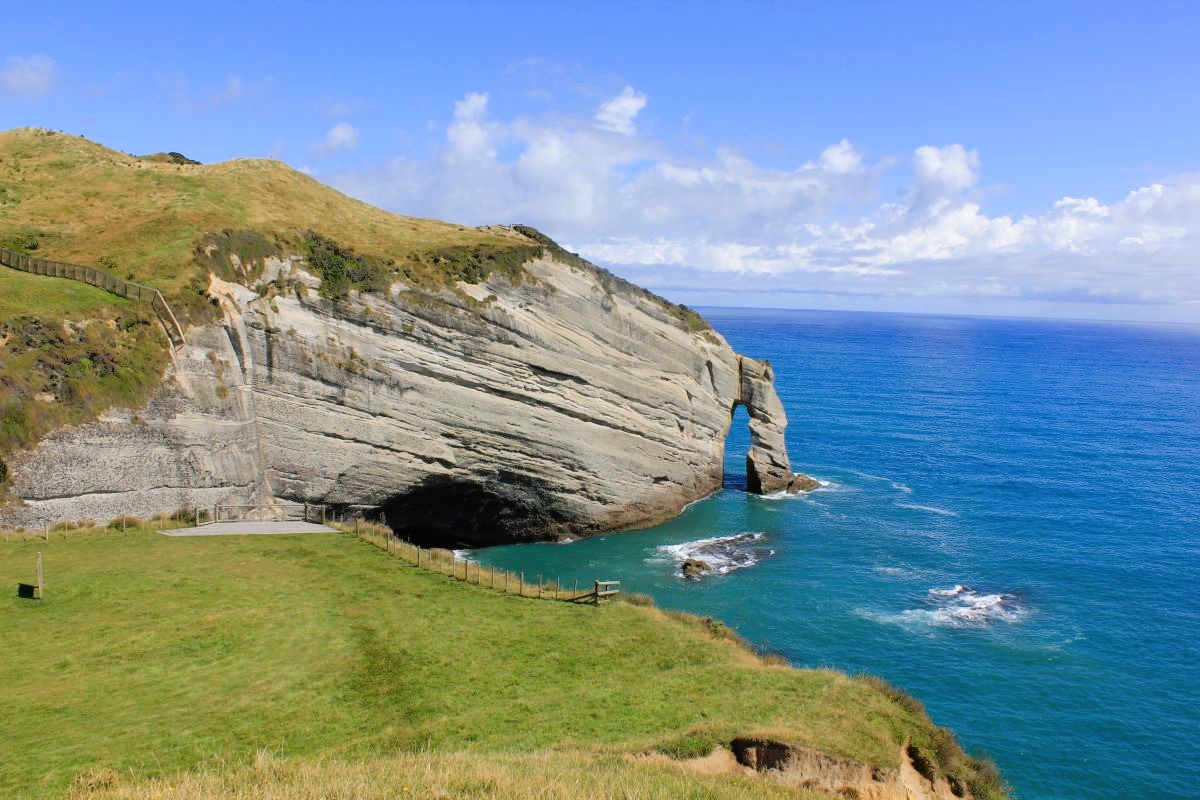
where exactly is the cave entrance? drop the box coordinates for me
[375,472,569,549]
[724,401,753,491]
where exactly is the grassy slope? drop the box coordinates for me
[0,531,1003,799]
[0,270,166,462]
[0,128,532,463]
[0,128,533,299]
[0,128,703,464]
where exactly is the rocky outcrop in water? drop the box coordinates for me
[1,253,800,545]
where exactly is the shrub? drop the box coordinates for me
[303,231,390,299]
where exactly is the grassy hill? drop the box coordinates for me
[0,127,538,476]
[0,128,706,478]
[0,529,1005,799]
[0,128,538,301]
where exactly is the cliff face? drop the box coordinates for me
[1,254,798,545]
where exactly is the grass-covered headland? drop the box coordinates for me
[0,127,708,485]
[0,528,1006,799]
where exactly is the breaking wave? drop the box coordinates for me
[895,502,959,517]
[859,584,1028,629]
[652,532,773,577]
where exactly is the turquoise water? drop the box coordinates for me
[473,309,1200,800]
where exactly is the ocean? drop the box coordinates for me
[472,308,1200,800]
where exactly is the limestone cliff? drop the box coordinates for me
[1,251,801,545]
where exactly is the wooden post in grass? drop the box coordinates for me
[556,578,560,601]
[35,552,43,599]
[519,572,524,596]
[505,571,510,594]
[574,579,578,600]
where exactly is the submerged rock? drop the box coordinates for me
[786,474,820,493]
[681,558,712,579]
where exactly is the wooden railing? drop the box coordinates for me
[0,246,186,348]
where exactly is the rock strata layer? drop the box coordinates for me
[2,254,799,545]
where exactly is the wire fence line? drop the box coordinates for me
[348,520,620,604]
[0,246,185,348]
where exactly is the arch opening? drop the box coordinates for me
[723,400,753,491]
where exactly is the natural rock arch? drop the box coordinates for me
[734,356,809,494]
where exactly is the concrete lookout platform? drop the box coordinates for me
[163,521,337,537]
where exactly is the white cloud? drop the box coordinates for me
[2,55,55,99]
[312,121,360,157]
[595,86,647,135]
[912,144,980,203]
[326,92,1200,319]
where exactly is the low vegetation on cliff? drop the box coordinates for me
[0,127,707,477]
[0,529,1005,799]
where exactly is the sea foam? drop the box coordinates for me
[653,531,773,577]
[860,585,1028,629]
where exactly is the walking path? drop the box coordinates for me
[162,521,337,536]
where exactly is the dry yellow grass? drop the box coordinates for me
[68,749,828,800]
[0,127,533,298]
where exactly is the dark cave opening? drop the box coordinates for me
[375,472,569,548]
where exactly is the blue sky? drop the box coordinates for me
[2,1,1198,321]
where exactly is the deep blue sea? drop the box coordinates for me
[474,309,1200,800]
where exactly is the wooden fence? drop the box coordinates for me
[0,246,185,348]
[352,522,620,604]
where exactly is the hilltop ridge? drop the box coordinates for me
[0,128,797,540]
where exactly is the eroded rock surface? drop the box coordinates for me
[2,254,799,544]
[732,738,973,800]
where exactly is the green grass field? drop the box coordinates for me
[0,270,134,318]
[0,529,1004,799]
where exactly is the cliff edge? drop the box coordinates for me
[0,130,804,543]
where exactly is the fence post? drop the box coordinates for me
[573,579,578,600]
[537,574,542,599]
[505,571,510,594]
[36,552,43,599]
[519,572,524,596]
[556,578,560,601]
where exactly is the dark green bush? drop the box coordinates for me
[303,231,390,298]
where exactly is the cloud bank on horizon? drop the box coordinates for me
[328,87,1200,320]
